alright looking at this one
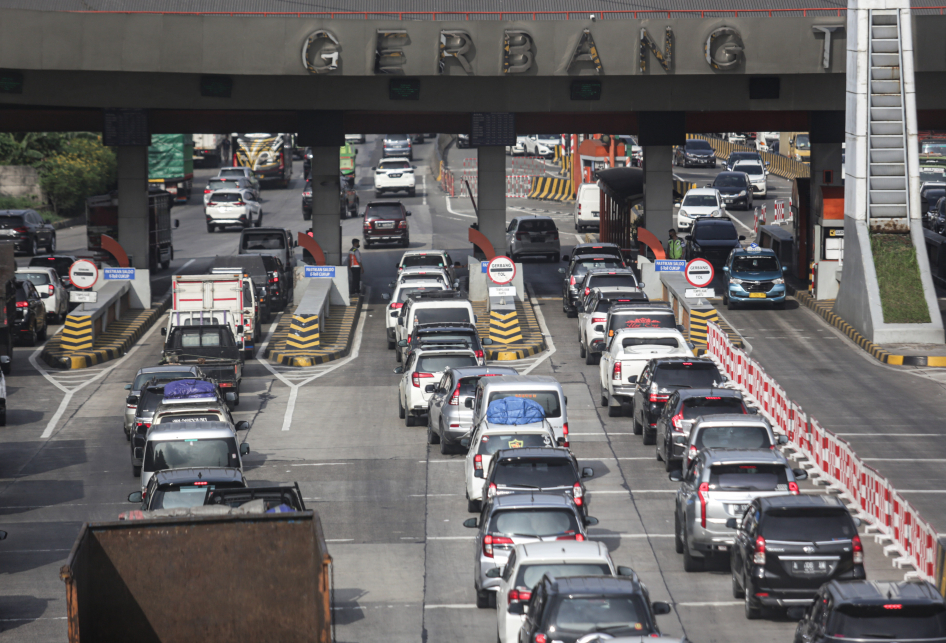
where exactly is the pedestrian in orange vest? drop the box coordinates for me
[347,238,363,294]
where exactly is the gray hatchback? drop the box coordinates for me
[505,216,560,262]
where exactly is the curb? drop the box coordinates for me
[268,295,362,367]
[473,297,546,361]
[39,295,171,369]
[792,289,946,367]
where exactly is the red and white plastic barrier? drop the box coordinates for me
[704,321,938,581]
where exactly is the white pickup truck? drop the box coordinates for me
[598,328,693,417]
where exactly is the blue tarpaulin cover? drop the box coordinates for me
[486,397,546,425]
[163,379,216,399]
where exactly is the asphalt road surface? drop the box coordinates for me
[0,136,920,642]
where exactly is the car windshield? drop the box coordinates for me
[133,372,196,391]
[208,192,243,204]
[144,438,239,472]
[920,168,944,184]
[735,163,764,176]
[587,275,638,289]
[573,258,625,276]
[150,482,245,510]
[487,508,580,537]
[686,140,713,151]
[795,134,810,150]
[760,510,855,541]
[415,308,471,325]
[683,396,746,419]
[477,433,553,455]
[173,329,234,348]
[622,336,681,349]
[695,222,738,241]
[715,174,747,188]
[828,605,946,639]
[708,464,789,491]
[416,355,477,372]
[488,391,562,418]
[397,286,442,302]
[18,272,50,286]
[611,312,676,331]
[494,459,576,488]
[694,425,771,451]
[367,204,405,220]
[401,255,447,269]
[380,160,411,170]
[550,596,653,635]
[515,563,611,589]
[653,362,722,388]
[241,232,285,250]
[418,331,475,344]
[517,219,557,233]
[208,179,240,189]
[386,135,409,142]
[732,255,780,272]
[683,194,719,207]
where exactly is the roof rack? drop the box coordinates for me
[405,290,467,302]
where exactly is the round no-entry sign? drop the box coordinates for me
[486,256,516,285]
[68,260,98,290]
[684,258,714,288]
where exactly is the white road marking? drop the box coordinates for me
[425,604,478,609]
[520,284,555,376]
[422,175,427,206]
[444,197,476,219]
[676,601,742,607]
[290,462,350,466]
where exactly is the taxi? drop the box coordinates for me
[721,244,787,309]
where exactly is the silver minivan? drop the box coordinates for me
[426,365,518,454]
[469,375,568,443]
[684,414,788,470]
[139,421,249,493]
[670,448,808,572]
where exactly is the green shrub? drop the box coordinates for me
[39,137,116,217]
[871,233,932,324]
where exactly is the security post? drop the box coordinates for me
[485,256,522,344]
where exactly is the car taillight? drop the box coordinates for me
[487,482,497,498]
[853,535,864,564]
[474,454,483,470]
[535,634,548,643]
[649,384,669,403]
[483,534,513,558]
[508,589,532,604]
[204,188,212,194]
[397,220,407,229]
[14,227,27,234]
[671,412,684,432]
[612,361,622,381]
[569,276,576,286]
[208,202,217,206]
[268,272,278,284]
[15,301,27,308]
[390,302,403,309]
[412,372,433,388]
[550,231,559,240]
[136,422,151,430]
[753,535,766,565]
[788,481,799,495]
[475,350,484,360]
[592,316,606,323]
[584,287,590,296]
[562,423,569,448]
[235,201,246,206]
[47,284,55,294]
[698,482,709,528]
[572,482,583,506]
[577,204,581,213]
[449,385,460,406]
[516,232,527,240]
[556,532,583,541]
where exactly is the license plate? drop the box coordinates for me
[592,212,599,217]
[792,560,830,575]
[731,504,749,515]
[749,292,766,298]
[531,234,544,242]
[0,230,15,237]
[376,221,394,229]
[389,173,402,178]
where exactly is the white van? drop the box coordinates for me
[395,291,475,354]
[140,421,248,493]
[469,375,569,442]
[574,183,601,232]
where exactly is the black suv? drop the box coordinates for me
[712,171,753,210]
[400,322,490,366]
[14,279,47,346]
[655,388,748,471]
[684,218,745,267]
[674,138,717,168]
[792,580,946,643]
[511,575,672,643]
[732,495,865,620]
[0,210,56,255]
[479,447,594,515]
[559,254,627,316]
[631,358,725,445]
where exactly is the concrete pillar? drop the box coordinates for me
[477,146,507,257]
[643,146,675,244]
[309,146,342,265]
[117,146,149,269]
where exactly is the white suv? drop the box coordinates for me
[731,160,768,198]
[676,188,724,231]
[374,158,416,197]
[395,347,478,427]
[385,280,448,349]
[205,189,262,232]
[15,267,67,323]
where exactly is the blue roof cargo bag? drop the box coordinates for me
[486,396,546,425]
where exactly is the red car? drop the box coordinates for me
[363,201,411,249]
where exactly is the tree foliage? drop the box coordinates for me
[38,137,117,217]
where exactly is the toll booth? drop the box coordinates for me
[578,137,628,184]
[794,177,844,299]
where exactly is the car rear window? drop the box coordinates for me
[0,215,24,227]
[708,464,789,491]
[517,219,557,233]
[417,332,476,347]
[208,178,240,189]
[693,425,771,451]
[687,140,713,151]
[682,396,746,419]
[477,433,552,455]
[488,391,562,418]
[587,274,638,289]
[715,174,748,188]
[416,354,477,372]
[379,160,411,170]
[550,596,652,636]
[573,258,624,276]
[622,336,681,349]
[18,272,50,286]
[653,362,722,388]
[219,169,246,178]
[401,255,446,269]
[366,204,405,219]
[157,413,222,424]
[144,438,238,472]
[694,222,738,241]
[172,329,235,349]
[610,312,676,332]
[515,563,611,590]
[208,192,244,204]
[574,246,621,258]
[29,257,72,277]
[150,482,245,510]
[494,458,576,488]
[385,135,409,142]
[414,308,471,325]
[487,508,580,538]
[760,510,855,541]
[133,372,196,391]
[828,604,946,639]
[242,232,285,250]
[736,163,765,176]
[397,286,443,303]
[401,274,447,285]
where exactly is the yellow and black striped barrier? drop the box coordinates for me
[528,176,573,202]
[268,296,362,367]
[60,315,93,351]
[686,134,810,181]
[286,314,321,350]
[489,309,523,344]
[672,177,696,200]
[687,308,719,346]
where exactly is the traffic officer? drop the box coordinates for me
[667,229,684,260]
[347,238,363,294]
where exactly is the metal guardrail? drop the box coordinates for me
[61,282,132,351]
[688,134,811,181]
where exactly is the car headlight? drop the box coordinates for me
[795,153,802,161]
[773,278,784,285]
[737,190,747,196]
[730,278,745,285]
[710,209,720,217]
[678,210,688,218]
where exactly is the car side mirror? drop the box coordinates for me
[464,399,473,409]
[739,235,746,241]
[584,516,599,527]
[124,384,132,390]
[593,324,603,332]
[463,518,478,528]
[651,601,672,616]
[174,219,180,229]
[676,324,685,332]
[160,327,167,336]
[782,266,788,272]
[581,467,594,479]
[556,437,567,446]
[639,282,645,289]
[407,211,412,216]
[240,443,250,456]
[485,567,502,578]
[460,438,471,448]
[225,392,236,402]
[673,435,687,445]
[778,434,789,445]
[236,325,244,334]
[793,468,809,481]
[371,166,376,171]
[722,266,730,273]
[398,340,408,347]
[134,447,143,460]
[393,366,404,374]
[507,603,527,616]
[126,395,138,406]
[668,471,683,482]
[617,566,634,576]
[128,491,143,503]
[474,470,484,479]
[561,254,569,261]
[236,421,249,432]
[483,338,493,345]
[726,518,739,529]
[786,606,807,621]
[425,384,436,393]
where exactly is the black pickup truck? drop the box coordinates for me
[161,324,244,405]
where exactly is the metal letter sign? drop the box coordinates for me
[486,256,516,285]
[705,27,744,70]
[684,258,715,288]
[639,26,673,73]
[503,31,535,74]
[69,260,98,290]
[302,30,341,74]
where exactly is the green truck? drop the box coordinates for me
[148,134,194,203]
